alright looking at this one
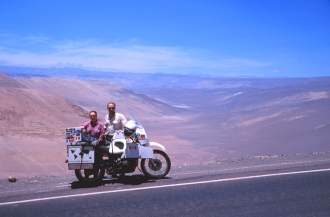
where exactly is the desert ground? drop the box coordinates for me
[0,70,329,178]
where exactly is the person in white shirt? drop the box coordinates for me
[104,101,127,135]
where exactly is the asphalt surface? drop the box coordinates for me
[1,159,330,217]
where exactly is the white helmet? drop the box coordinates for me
[125,120,138,130]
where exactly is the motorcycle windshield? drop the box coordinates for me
[129,119,148,141]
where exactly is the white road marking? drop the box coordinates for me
[2,159,329,193]
[55,184,70,188]
[0,167,330,206]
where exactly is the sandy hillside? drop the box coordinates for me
[1,73,330,178]
[0,74,207,178]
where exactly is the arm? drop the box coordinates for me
[81,121,89,133]
[121,114,127,126]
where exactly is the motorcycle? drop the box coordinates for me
[65,120,171,183]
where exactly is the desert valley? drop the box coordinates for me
[0,68,329,178]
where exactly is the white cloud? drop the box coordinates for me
[0,36,271,75]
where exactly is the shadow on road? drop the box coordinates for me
[70,174,171,189]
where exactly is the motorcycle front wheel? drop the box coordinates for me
[74,167,105,183]
[141,150,171,179]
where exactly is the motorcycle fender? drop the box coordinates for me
[149,141,166,152]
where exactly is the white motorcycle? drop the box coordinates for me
[65,120,171,183]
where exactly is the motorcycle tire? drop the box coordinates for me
[74,167,105,183]
[141,150,171,179]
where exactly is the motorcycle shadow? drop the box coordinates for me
[70,175,171,189]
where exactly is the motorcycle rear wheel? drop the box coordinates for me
[141,150,171,179]
[74,167,105,183]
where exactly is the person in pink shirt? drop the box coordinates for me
[82,111,105,145]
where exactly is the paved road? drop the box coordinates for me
[1,162,330,217]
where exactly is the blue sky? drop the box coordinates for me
[0,0,329,77]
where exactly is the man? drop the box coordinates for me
[82,111,104,145]
[104,102,127,135]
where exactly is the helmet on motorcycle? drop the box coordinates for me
[124,120,137,136]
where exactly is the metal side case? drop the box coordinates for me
[67,145,95,170]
